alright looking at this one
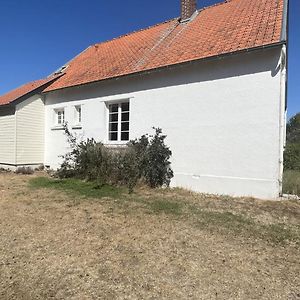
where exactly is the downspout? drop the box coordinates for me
[41,93,47,167]
[278,0,289,197]
[14,105,18,167]
[41,93,46,167]
[278,44,287,197]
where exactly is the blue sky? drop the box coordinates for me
[0,0,298,117]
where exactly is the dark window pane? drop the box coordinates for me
[121,122,129,131]
[109,122,118,132]
[109,132,118,141]
[121,102,129,112]
[109,113,118,122]
[109,104,118,113]
[121,112,129,122]
[121,132,129,141]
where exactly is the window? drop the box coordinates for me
[54,109,65,126]
[108,101,130,141]
[74,105,82,124]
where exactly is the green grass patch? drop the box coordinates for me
[29,177,125,199]
[193,208,299,245]
[148,199,182,215]
[29,176,300,246]
[283,170,300,196]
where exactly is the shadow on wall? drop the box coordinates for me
[0,106,15,117]
[45,47,281,104]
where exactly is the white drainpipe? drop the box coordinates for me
[278,44,287,196]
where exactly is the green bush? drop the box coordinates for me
[57,125,173,192]
[284,113,300,171]
[286,113,300,144]
[284,143,300,171]
[130,128,173,188]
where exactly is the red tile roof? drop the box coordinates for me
[0,76,60,106]
[45,0,285,92]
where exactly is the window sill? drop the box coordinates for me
[104,142,128,148]
[51,125,65,131]
[72,124,82,129]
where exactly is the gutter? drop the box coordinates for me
[280,0,289,42]
[43,41,286,94]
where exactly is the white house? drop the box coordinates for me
[0,0,288,199]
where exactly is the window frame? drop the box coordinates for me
[73,105,82,129]
[53,108,65,127]
[107,100,130,144]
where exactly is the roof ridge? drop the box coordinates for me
[91,1,234,48]
[92,18,179,48]
[199,0,234,12]
[89,0,234,47]
[7,75,59,91]
[50,1,233,72]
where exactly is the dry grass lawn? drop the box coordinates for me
[0,172,299,300]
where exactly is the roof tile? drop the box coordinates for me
[2,0,285,96]
[0,76,60,106]
[45,0,284,92]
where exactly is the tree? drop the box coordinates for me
[284,113,300,170]
[286,113,300,144]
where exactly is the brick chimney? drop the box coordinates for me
[181,0,197,21]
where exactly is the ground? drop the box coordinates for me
[0,172,299,300]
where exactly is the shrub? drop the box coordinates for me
[284,113,300,171]
[58,137,112,187]
[286,113,300,144]
[284,143,300,171]
[57,125,174,192]
[15,167,34,175]
[111,147,139,193]
[130,128,173,188]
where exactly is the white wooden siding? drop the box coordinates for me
[16,95,44,165]
[0,110,16,165]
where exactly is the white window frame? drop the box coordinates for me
[107,100,130,144]
[53,108,65,127]
[73,105,82,129]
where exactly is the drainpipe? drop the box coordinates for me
[278,44,287,196]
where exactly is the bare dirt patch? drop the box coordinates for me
[0,173,299,299]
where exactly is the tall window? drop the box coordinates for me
[55,108,65,126]
[74,105,82,124]
[108,101,130,141]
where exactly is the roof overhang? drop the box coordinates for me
[43,41,285,95]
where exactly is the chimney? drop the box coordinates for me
[181,0,197,21]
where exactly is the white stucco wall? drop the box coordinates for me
[0,108,16,166]
[15,94,45,165]
[44,47,285,199]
